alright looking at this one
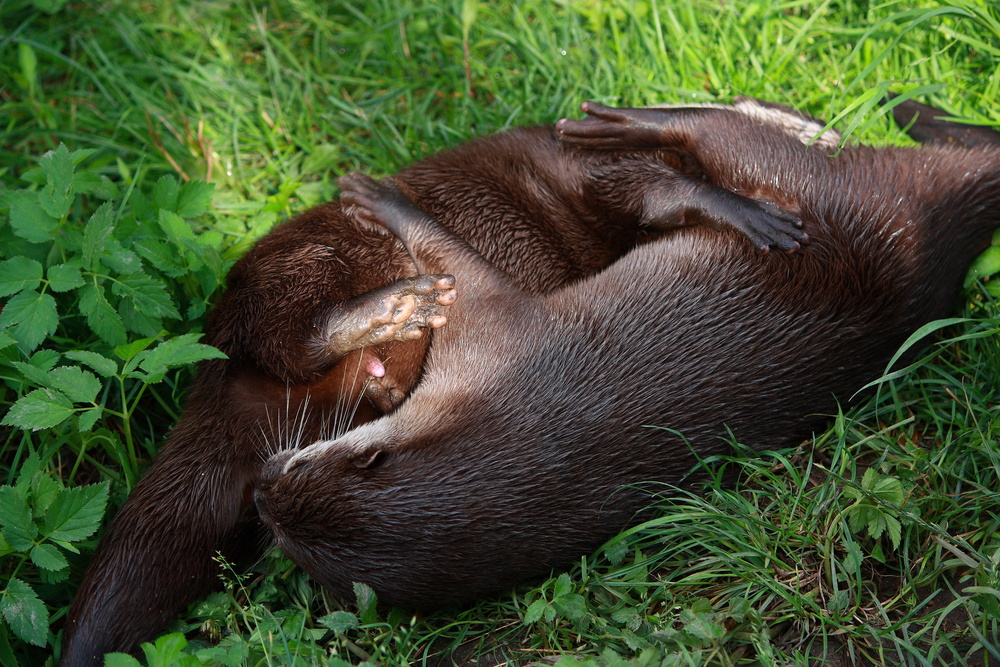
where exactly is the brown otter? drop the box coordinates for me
[252,99,1000,609]
[61,117,808,664]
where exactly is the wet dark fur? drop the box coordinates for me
[63,123,795,664]
[253,100,1000,608]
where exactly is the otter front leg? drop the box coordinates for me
[319,275,456,357]
[338,172,511,297]
[314,275,456,411]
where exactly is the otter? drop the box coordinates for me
[61,116,809,664]
[252,98,1000,609]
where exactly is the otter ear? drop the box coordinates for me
[349,448,389,470]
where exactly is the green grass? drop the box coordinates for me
[1,0,999,664]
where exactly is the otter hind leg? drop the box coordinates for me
[559,103,805,253]
[338,172,511,295]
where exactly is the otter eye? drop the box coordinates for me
[350,449,389,470]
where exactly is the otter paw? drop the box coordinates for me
[323,274,457,356]
[555,101,677,150]
[732,198,807,254]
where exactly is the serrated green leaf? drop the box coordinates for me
[176,180,214,218]
[83,202,114,272]
[100,241,143,275]
[683,611,725,641]
[1,578,48,647]
[39,144,74,219]
[119,300,164,338]
[353,582,378,624]
[47,366,101,403]
[114,334,160,363]
[111,273,180,320]
[78,283,127,346]
[966,246,1000,286]
[553,593,587,620]
[104,653,144,667]
[77,406,103,431]
[0,289,58,352]
[1,387,74,430]
[885,516,902,549]
[318,611,359,634]
[11,361,52,387]
[152,175,180,212]
[72,170,119,200]
[136,334,227,377]
[30,543,68,571]
[0,257,43,297]
[29,349,60,371]
[554,572,573,597]
[43,482,109,542]
[14,452,43,493]
[8,191,58,243]
[141,632,188,665]
[64,350,118,377]
[0,487,38,550]
[30,473,61,519]
[47,263,85,292]
[0,330,16,350]
[132,238,189,278]
[158,209,195,244]
[523,598,548,624]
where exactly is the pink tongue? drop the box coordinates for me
[362,350,386,378]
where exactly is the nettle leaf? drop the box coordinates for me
[0,486,38,551]
[0,257,43,297]
[100,241,143,275]
[176,180,214,218]
[11,361,52,387]
[47,262,85,292]
[152,175,180,212]
[115,334,160,364]
[135,334,226,380]
[318,611,359,634]
[29,474,61,520]
[64,350,118,377]
[111,273,180,320]
[39,143,74,219]
[132,238,189,278]
[73,170,119,200]
[47,366,101,404]
[30,543,68,571]
[83,202,114,272]
[78,283,127,346]
[8,191,58,243]
[43,482,109,543]
[523,598,548,625]
[1,578,48,647]
[104,654,144,667]
[0,330,16,350]
[141,633,189,666]
[1,387,74,430]
[0,290,58,352]
[353,582,379,624]
[77,406,103,432]
[158,209,196,245]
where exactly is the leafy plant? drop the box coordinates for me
[0,453,107,659]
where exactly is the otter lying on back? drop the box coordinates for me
[61,110,808,664]
[253,99,1000,608]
